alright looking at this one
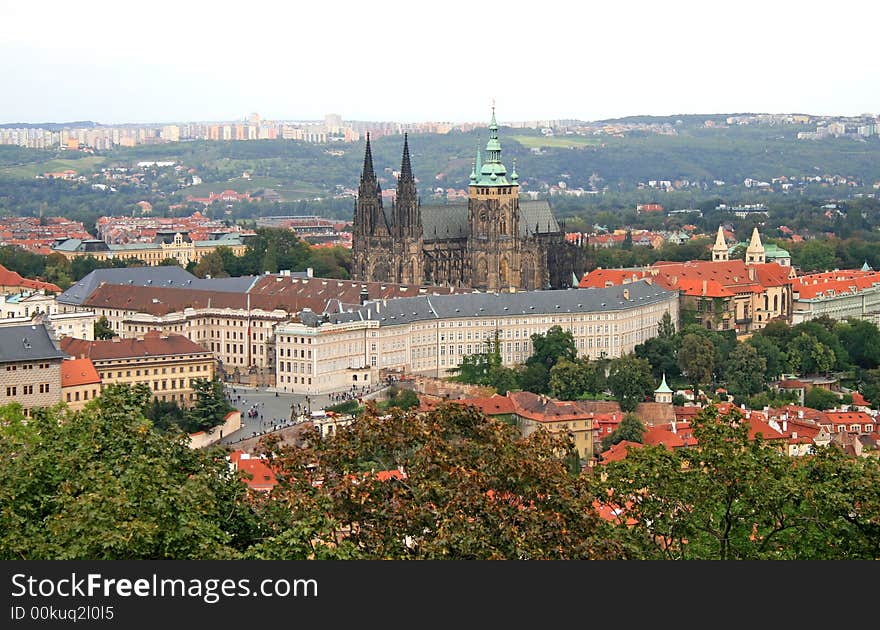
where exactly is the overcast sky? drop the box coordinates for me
[1,0,877,125]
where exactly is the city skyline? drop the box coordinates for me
[2,1,878,125]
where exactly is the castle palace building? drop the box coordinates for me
[351,109,586,291]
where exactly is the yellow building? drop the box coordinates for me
[52,232,247,267]
[60,331,215,406]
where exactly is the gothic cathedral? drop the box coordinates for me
[351,109,586,291]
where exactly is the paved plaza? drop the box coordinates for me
[219,382,390,446]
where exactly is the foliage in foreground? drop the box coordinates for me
[2,385,878,560]
[0,385,261,559]
[596,406,880,559]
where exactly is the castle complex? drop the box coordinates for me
[351,109,586,291]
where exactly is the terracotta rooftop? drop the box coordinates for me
[60,357,101,387]
[600,440,643,464]
[507,391,603,423]
[453,394,515,416]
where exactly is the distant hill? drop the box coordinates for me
[594,113,751,125]
[0,121,99,131]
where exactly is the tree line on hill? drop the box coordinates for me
[1,383,877,560]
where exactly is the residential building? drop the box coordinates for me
[507,391,596,459]
[275,280,679,394]
[791,269,880,325]
[52,232,248,267]
[60,331,215,406]
[60,357,101,411]
[55,266,461,380]
[581,228,794,334]
[0,323,64,415]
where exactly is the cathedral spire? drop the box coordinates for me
[361,132,375,181]
[399,133,412,181]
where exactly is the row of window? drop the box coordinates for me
[99,364,208,379]
[6,383,51,396]
[66,388,99,402]
[5,362,52,371]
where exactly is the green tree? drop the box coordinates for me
[747,334,786,381]
[185,379,233,433]
[549,359,588,400]
[677,333,716,398]
[635,335,680,381]
[835,318,880,369]
[725,343,767,398]
[248,403,621,559]
[804,387,839,411]
[596,405,880,559]
[527,325,577,371]
[93,315,116,339]
[658,311,676,339]
[787,333,835,375]
[601,412,645,450]
[144,399,186,432]
[192,249,229,278]
[0,385,261,559]
[606,354,654,412]
[383,386,420,411]
[794,239,836,272]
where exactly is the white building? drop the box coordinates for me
[274,281,679,395]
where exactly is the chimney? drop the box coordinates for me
[782,420,787,432]
[791,431,798,439]
[702,279,707,296]
[671,421,677,434]
[798,410,804,419]
[748,266,756,281]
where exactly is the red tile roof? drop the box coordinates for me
[851,392,869,407]
[60,358,101,387]
[0,263,62,293]
[600,440,643,463]
[453,394,515,416]
[60,331,210,361]
[823,411,875,426]
[230,451,277,491]
[792,270,880,300]
[507,391,599,423]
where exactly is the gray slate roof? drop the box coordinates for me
[419,200,559,242]
[0,323,65,363]
[57,266,197,305]
[56,267,259,305]
[319,280,675,327]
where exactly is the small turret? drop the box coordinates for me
[712,225,729,262]
[745,227,765,265]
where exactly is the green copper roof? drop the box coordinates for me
[763,243,790,258]
[471,107,517,188]
[655,373,673,394]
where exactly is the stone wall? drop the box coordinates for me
[189,410,242,449]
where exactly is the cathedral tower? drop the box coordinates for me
[391,133,421,240]
[352,133,391,281]
[467,107,521,291]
